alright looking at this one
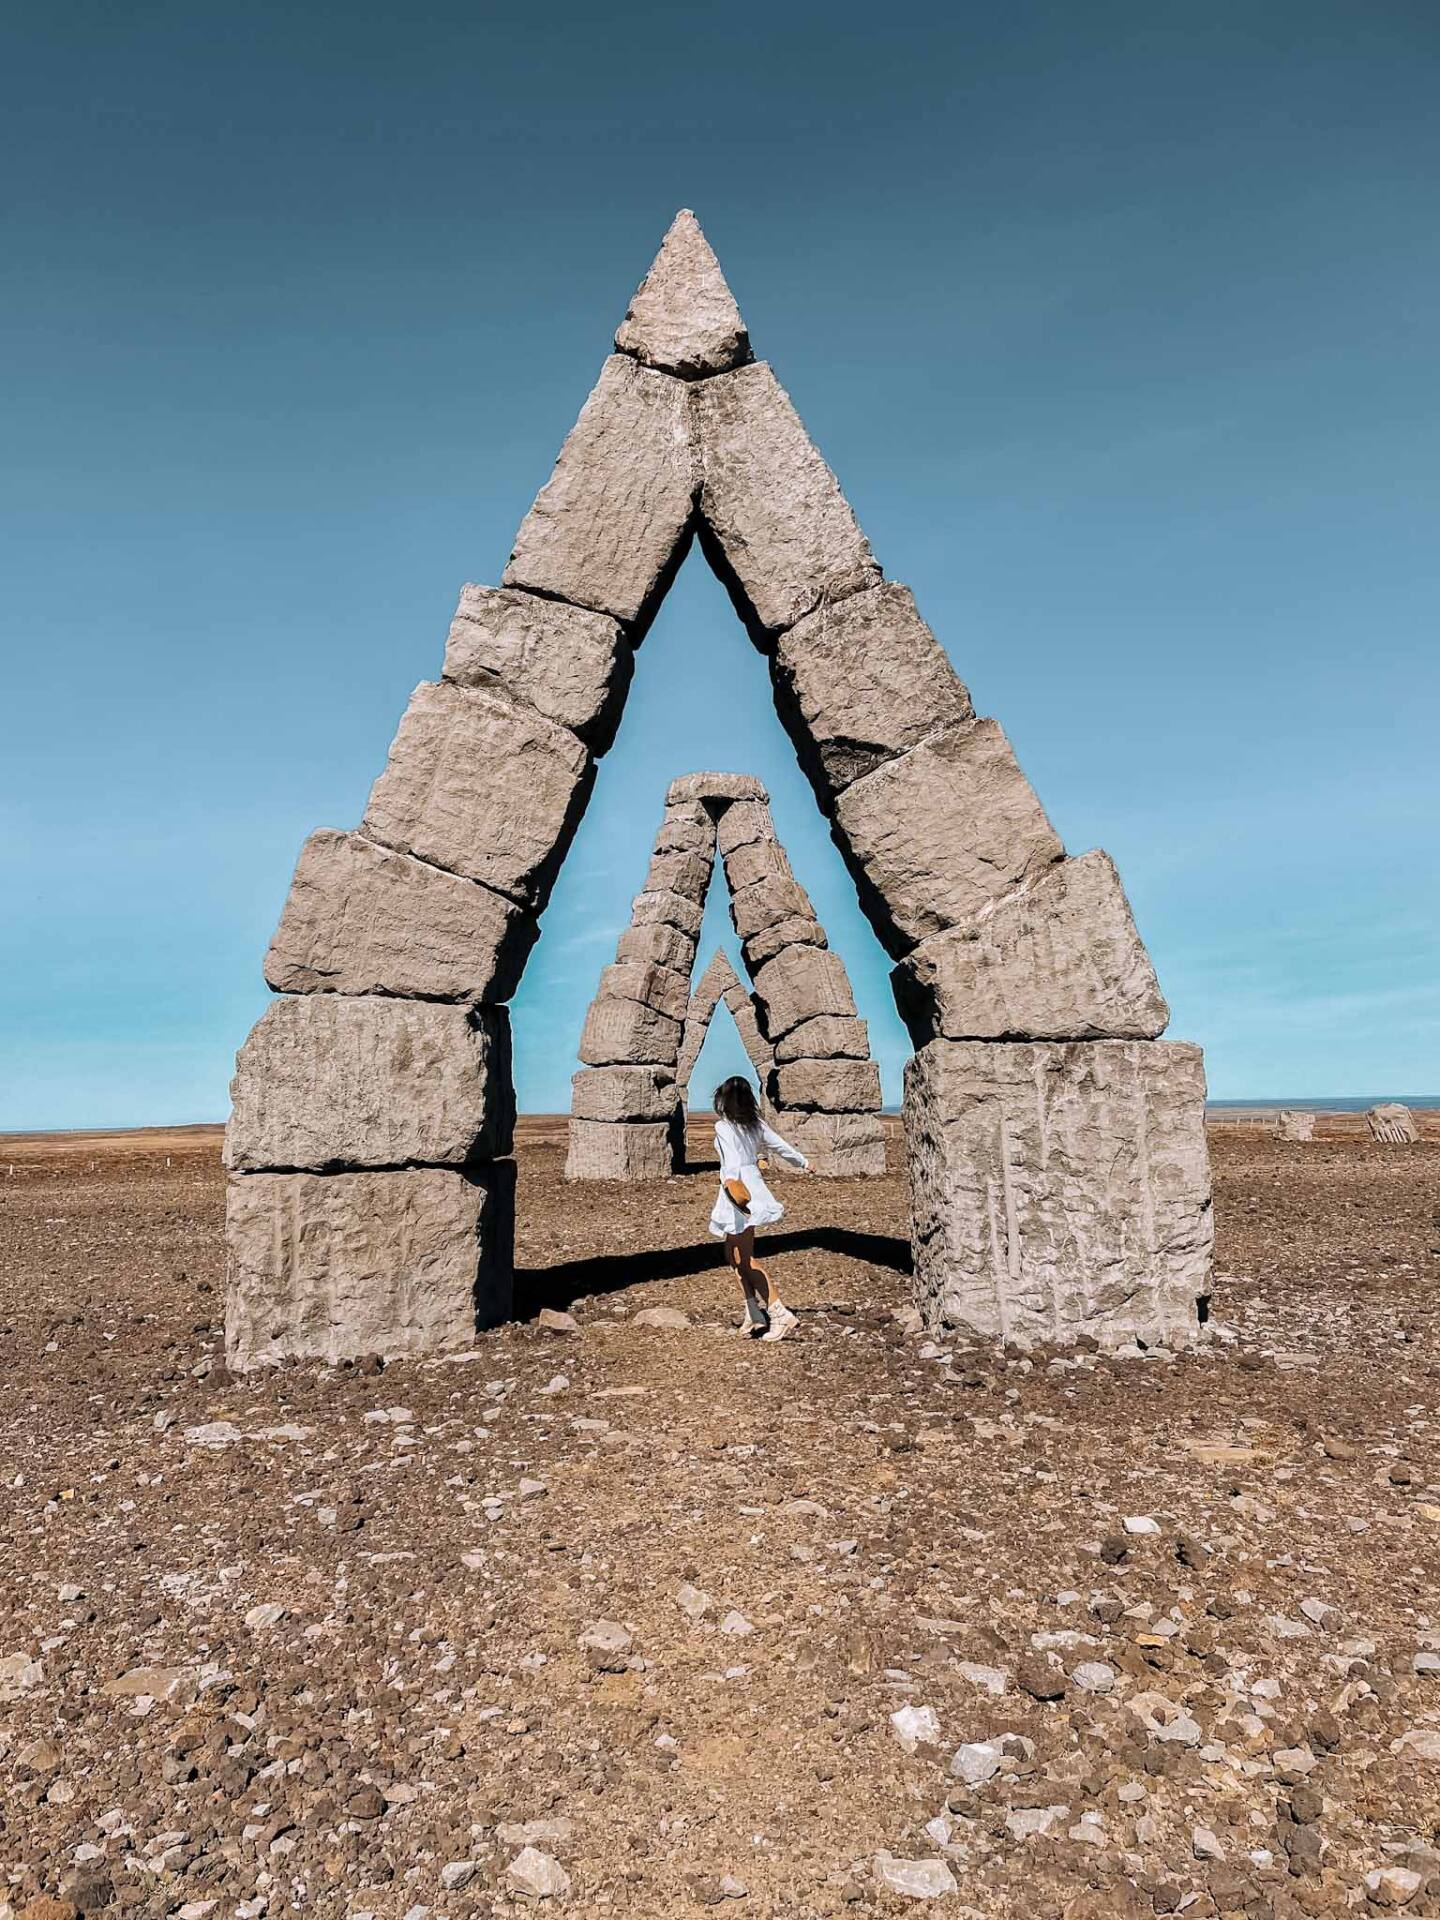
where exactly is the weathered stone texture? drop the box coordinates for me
[361,680,591,909]
[597,959,692,1024]
[729,875,816,941]
[833,717,1064,957]
[565,1119,675,1181]
[653,804,716,857]
[904,1040,1212,1350]
[226,997,513,1173]
[774,583,973,799]
[667,772,767,806]
[503,356,697,625]
[616,921,696,975]
[225,1162,514,1369]
[715,799,771,856]
[629,888,705,942]
[1367,1102,1419,1144]
[741,914,827,972]
[695,364,881,635]
[1275,1109,1316,1143]
[751,946,856,1041]
[644,848,714,902]
[892,851,1168,1044]
[774,1014,870,1064]
[614,209,750,380]
[443,584,630,750]
[571,1065,678,1123]
[264,830,536,1005]
[578,996,682,1068]
[770,1058,882,1113]
[779,1111,887,1178]
[722,837,793,893]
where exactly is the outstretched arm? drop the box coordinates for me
[760,1122,808,1171]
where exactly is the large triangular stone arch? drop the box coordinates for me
[224,211,1213,1370]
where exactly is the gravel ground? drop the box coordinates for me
[1,1122,1438,1919]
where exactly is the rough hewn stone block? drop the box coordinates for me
[891,851,1168,1044]
[729,875,816,941]
[578,996,682,1068]
[571,1065,678,1123]
[773,583,974,799]
[751,945,856,1041]
[225,1162,514,1369]
[614,209,750,379]
[722,837,792,893]
[715,799,771,856]
[666,772,767,806]
[629,888,705,941]
[616,921,696,975]
[741,915,827,972]
[904,1040,1212,1350]
[832,717,1064,957]
[504,355,697,626]
[653,803,716,857]
[774,1014,871,1064]
[442,584,630,751]
[776,1111,887,1178]
[644,848,714,903]
[770,1058,882,1113]
[565,1119,675,1181]
[361,680,591,910]
[598,959,692,1024]
[1275,1109,1316,1142]
[226,997,513,1172]
[694,363,880,636]
[264,830,537,1005]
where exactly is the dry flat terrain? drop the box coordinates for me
[1,1124,1438,1920]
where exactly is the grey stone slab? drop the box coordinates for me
[773,583,974,800]
[571,1065,678,1123]
[503,355,698,626]
[597,959,692,1024]
[629,888,705,942]
[694,362,880,636]
[769,1058,882,1113]
[773,1014,871,1064]
[226,997,513,1172]
[904,1040,1212,1350]
[225,1162,514,1370]
[361,680,591,910]
[264,830,538,1005]
[832,717,1064,957]
[776,1111,887,1178]
[565,1118,676,1181]
[750,945,856,1042]
[614,209,751,379]
[578,995,682,1068]
[741,915,828,972]
[442,584,630,751]
[666,772,768,806]
[891,851,1169,1044]
[728,874,816,941]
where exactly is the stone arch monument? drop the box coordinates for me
[224,209,1212,1369]
[567,773,885,1180]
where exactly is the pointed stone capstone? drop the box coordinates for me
[615,210,751,380]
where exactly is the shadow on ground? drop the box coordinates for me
[514,1224,913,1316]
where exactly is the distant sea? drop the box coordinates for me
[1205,1096,1440,1112]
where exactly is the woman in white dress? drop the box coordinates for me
[708,1076,809,1341]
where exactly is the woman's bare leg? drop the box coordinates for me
[727,1230,770,1327]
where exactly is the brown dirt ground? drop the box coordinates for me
[1,1123,1438,1919]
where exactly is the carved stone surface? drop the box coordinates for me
[779,1111,887,1178]
[666,772,767,806]
[614,208,750,379]
[226,997,513,1172]
[773,1014,870,1064]
[597,959,692,1024]
[1367,1102,1420,1144]
[728,875,815,941]
[773,583,973,799]
[629,888,705,942]
[264,830,538,1005]
[715,799,771,856]
[571,1065,678,1123]
[892,851,1168,1043]
[225,1163,514,1370]
[904,1040,1212,1350]
[361,680,591,909]
[751,945,857,1042]
[565,1118,675,1181]
[504,355,697,625]
[442,583,629,748]
[694,363,880,635]
[615,921,697,975]
[741,915,827,972]
[770,1058,882,1113]
[722,837,793,893]
[578,996,682,1068]
[1275,1109,1316,1143]
[644,848,714,903]
[653,803,716,857]
[833,717,1065,957]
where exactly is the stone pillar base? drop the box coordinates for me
[225,1162,515,1370]
[779,1110,887,1177]
[564,1116,677,1180]
[903,1040,1211,1350]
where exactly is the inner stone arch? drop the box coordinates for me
[222,209,1212,1370]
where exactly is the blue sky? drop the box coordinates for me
[2,0,1437,1127]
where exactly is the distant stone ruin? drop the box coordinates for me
[567,775,885,1181]
[224,208,1212,1368]
[1367,1103,1419,1144]
[1275,1109,1316,1143]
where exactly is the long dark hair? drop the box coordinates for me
[714,1076,760,1128]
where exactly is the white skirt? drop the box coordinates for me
[708,1162,786,1239]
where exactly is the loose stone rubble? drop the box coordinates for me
[226,205,1211,1363]
[568,777,885,1179]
